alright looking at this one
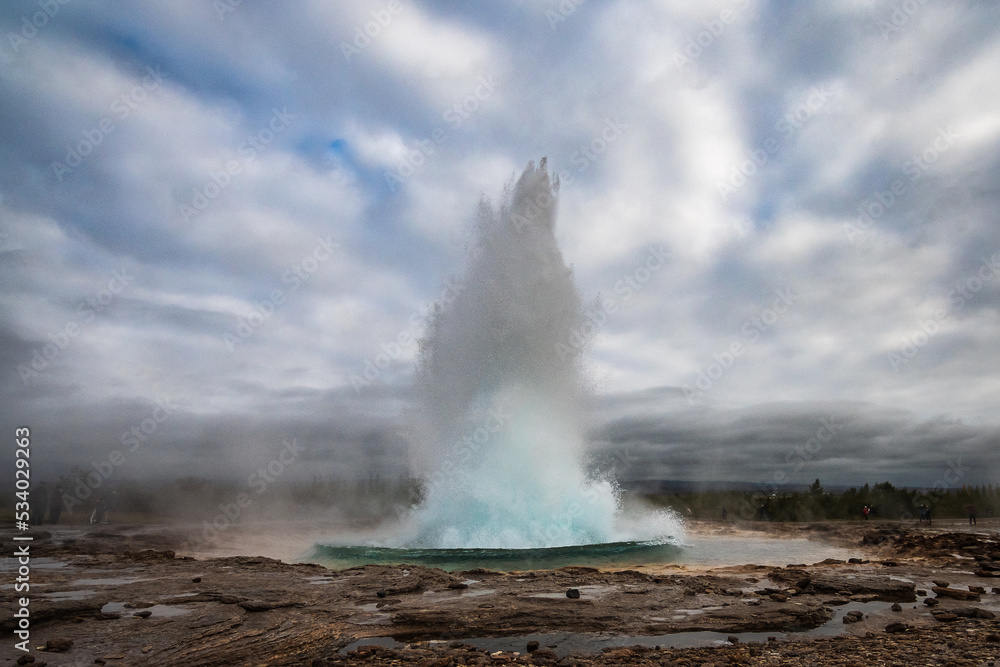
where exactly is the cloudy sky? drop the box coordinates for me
[2,1,998,491]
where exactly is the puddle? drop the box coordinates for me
[678,536,857,567]
[102,602,193,618]
[0,557,68,572]
[349,609,392,626]
[341,600,896,655]
[43,589,98,601]
[306,576,334,585]
[74,576,150,586]
[461,588,495,598]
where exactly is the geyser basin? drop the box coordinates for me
[308,540,682,572]
[337,159,682,560]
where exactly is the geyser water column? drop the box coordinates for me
[402,159,621,549]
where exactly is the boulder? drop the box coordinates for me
[932,586,980,601]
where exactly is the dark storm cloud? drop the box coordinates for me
[1,0,998,488]
[590,392,1000,488]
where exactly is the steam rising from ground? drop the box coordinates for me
[393,160,682,549]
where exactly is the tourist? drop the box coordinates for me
[92,490,119,524]
[48,483,65,524]
[967,504,977,525]
[862,505,870,521]
[31,481,50,525]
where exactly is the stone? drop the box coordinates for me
[923,597,940,606]
[566,588,581,599]
[950,607,996,619]
[890,603,902,612]
[133,610,152,618]
[884,622,911,633]
[238,600,274,612]
[526,641,539,652]
[932,586,980,601]
[843,610,864,623]
[45,638,73,652]
[809,574,916,602]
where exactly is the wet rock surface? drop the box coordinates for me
[2,520,999,666]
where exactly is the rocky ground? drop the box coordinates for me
[2,519,999,666]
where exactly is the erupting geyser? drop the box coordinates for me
[390,159,680,551]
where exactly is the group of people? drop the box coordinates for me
[918,504,932,523]
[90,490,119,524]
[31,481,118,525]
[29,481,65,525]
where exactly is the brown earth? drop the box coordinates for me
[2,519,999,666]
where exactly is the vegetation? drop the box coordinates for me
[645,479,1000,522]
[5,470,996,526]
